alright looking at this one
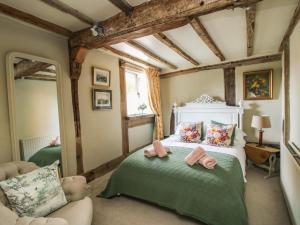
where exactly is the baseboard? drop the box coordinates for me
[280,180,296,225]
[83,142,152,182]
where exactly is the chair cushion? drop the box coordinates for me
[48,197,93,225]
[0,162,67,217]
[0,162,38,207]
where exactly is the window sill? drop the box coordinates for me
[126,114,155,128]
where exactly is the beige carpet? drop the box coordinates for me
[90,166,291,225]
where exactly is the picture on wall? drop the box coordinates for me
[92,67,110,87]
[243,69,273,100]
[92,89,112,110]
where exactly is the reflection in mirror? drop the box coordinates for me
[13,57,62,172]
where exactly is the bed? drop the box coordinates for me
[100,95,248,225]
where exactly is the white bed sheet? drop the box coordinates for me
[160,136,247,181]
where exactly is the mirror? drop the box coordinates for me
[6,52,67,175]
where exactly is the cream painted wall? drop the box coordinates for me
[79,50,123,172]
[160,63,282,144]
[160,69,224,135]
[0,15,77,175]
[280,22,300,225]
[15,80,60,139]
[79,50,154,172]
[236,61,282,143]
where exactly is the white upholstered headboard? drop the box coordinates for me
[174,95,244,131]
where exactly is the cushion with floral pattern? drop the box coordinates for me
[205,123,236,147]
[0,161,67,217]
[179,122,203,143]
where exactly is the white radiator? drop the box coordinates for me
[20,135,55,161]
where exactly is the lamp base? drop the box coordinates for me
[258,129,264,147]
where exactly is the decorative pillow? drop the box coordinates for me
[0,161,67,217]
[49,136,60,146]
[205,123,235,147]
[179,122,203,143]
[211,120,237,146]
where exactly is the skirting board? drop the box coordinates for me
[280,180,296,225]
[83,142,151,182]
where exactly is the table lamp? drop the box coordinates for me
[251,115,271,147]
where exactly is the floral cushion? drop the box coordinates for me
[0,161,67,217]
[205,124,235,147]
[179,122,202,143]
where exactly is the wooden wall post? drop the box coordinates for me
[283,42,290,145]
[119,60,129,155]
[69,46,88,174]
[224,67,236,106]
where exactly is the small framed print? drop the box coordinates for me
[92,89,112,110]
[243,69,273,100]
[92,67,110,87]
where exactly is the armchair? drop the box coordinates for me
[0,161,93,225]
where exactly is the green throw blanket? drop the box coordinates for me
[100,147,247,225]
[28,145,61,168]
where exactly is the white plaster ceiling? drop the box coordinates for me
[0,0,298,73]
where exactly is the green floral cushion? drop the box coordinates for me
[0,161,67,217]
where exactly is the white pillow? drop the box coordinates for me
[0,161,67,217]
[234,128,247,146]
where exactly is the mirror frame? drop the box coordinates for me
[6,52,68,175]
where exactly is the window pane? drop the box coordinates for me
[125,70,152,116]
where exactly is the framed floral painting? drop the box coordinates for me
[243,69,273,100]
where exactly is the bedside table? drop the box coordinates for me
[245,143,280,179]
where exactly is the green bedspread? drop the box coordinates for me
[28,145,61,168]
[100,147,247,225]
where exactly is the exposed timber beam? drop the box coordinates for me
[160,53,282,78]
[246,5,256,56]
[279,1,300,52]
[224,67,236,106]
[70,0,262,49]
[103,46,161,70]
[153,33,199,66]
[14,60,52,78]
[69,46,88,175]
[40,0,95,25]
[108,0,133,15]
[189,17,225,61]
[0,2,72,37]
[126,40,177,69]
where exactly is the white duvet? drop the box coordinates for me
[160,135,247,181]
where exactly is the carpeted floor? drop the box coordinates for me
[90,166,291,225]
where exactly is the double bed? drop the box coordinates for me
[100,96,248,225]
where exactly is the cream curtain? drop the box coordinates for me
[146,67,164,140]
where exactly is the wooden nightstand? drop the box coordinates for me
[245,143,280,179]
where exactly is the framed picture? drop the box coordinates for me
[243,69,273,100]
[92,67,110,87]
[92,89,112,110]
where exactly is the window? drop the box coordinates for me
[125,69,152,116]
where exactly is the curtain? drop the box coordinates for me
[146,67,164,140]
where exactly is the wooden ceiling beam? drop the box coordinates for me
[126,40,177,69]
[14,60,52,78]
[70,0,262,49]
[160,53,282,78]
[189,17,225,61]
[279,1,300,52]
[103,46,161,70]
[108,0,133,15]
[0,2,72,37]
[246,5,256,56]
[40,0,95,25]
[153,33,199,66]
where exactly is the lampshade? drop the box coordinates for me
[251,115,271,129]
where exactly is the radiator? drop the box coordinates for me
[19,135,55,161]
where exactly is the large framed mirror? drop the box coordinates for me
[6,52,68,175]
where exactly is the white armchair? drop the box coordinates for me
[0,161,93,225]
